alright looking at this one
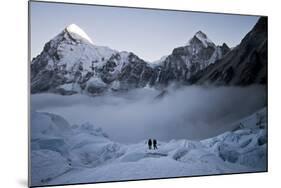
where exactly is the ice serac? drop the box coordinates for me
[189,17,267,85]
[30,111,122,186]
[31,108,267,186]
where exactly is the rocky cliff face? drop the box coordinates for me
[155,31,230,86]
[98,52,156,91]
[189,17,267,86]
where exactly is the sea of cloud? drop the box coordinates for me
[31,85,267,143]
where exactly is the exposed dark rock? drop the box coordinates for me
[189,17,267,86]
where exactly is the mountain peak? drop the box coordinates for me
[195,30,207,39]
[64,24,93,44]
[187,30,215,48]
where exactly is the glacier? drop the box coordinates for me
[30,107,267,186]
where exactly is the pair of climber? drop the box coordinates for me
[148,138,158,150]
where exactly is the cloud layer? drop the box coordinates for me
[31,85,267,143]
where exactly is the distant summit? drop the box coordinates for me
[187,30,215,48]
[64,24,93,44]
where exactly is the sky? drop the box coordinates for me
[30,1,260,62]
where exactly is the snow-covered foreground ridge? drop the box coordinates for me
[30,108,267,186]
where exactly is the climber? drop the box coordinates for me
[153,139,158,150]
[148,139,152,150]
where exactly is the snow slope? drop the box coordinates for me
[47,26,116,71]
[65,24,93,44]
[30,108,267,187]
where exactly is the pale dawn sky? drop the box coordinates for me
[30,1,259,62]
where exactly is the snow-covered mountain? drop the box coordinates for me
[31,24,118,94]
[189,17,268,85]
[31,23,159,94]
[31,18,266,95]
[30,107,267,186]
[154,31,230,86]
[31,24,230,95]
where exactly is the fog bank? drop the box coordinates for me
[31,85,267,143]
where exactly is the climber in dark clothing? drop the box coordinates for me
[153,139,158,150]
[148,139,152,150]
